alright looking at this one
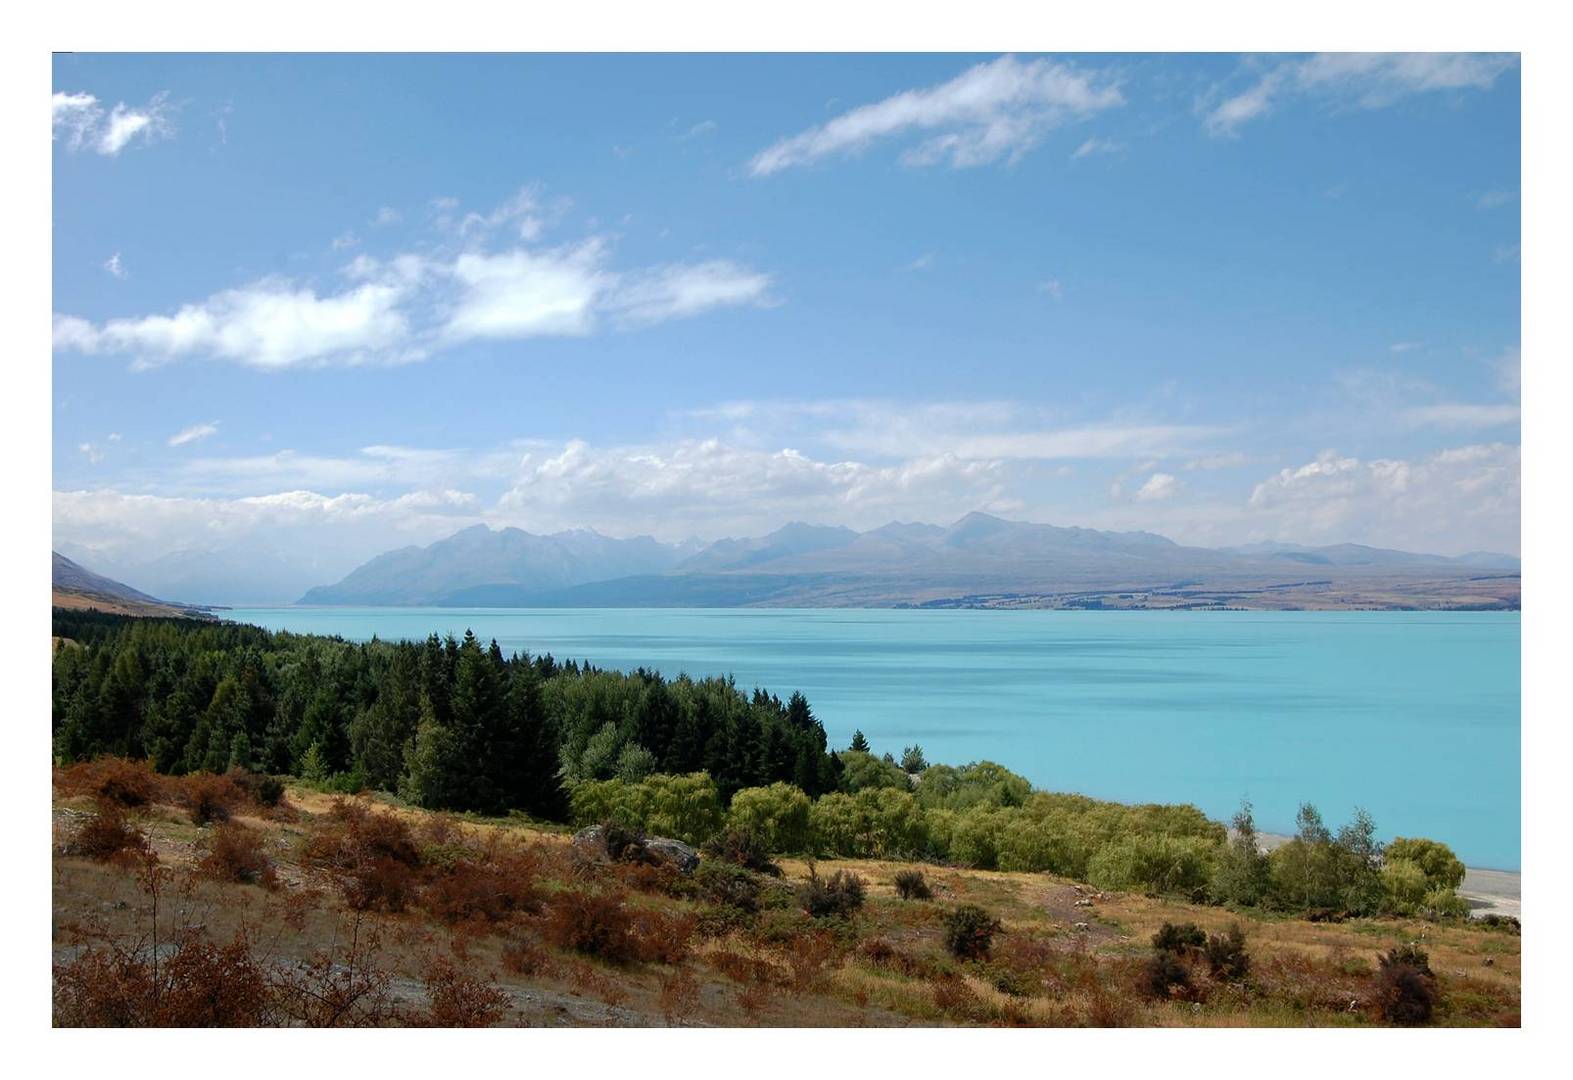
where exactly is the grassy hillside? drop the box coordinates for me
[52,762,1520,1028]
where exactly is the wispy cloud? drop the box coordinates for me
[1203,54,1515,137]
[748,55,1123,176]
[103,253,126,279]
[1070,136,1122,160]
[53,90,174,155]
[1400,403,1520,430]
[168,421,220,447]
[1476,189,1517,210]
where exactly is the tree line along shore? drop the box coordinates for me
[52,607,1487,924]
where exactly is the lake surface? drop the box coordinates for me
[222,607,1521,870]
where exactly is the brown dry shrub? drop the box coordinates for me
[301,799,423,912]
[708,948,790,987]
[1376,946,1437,1026]
[541,887,687,965]
[418,955,511,1027]
[421,838,542,926]
[659,966,701,1022]
[66,801,150,862]
[565,961,629,1006]
[735,981,774,1016]
[781,930,840,993]
[179,772,247,825]
[54,933,269,1027]
[931,975,991,1023]
[270,913,399,1027]
[198,822,277,887]
[501,935,554,977]
[55,757,163,807]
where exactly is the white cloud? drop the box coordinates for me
[1476,189,1517,210]
[1400,403,1520,430]
[749,55,1122,175]
[1389,341,1421,353]
[904,253,936,272]
[77,442,104,465]
[1204,54,1515,136]
[442,243,607,341]
[103,253,126,279]
[53,90,174,155]
[55,278,416,370]
[1245,444,1519,553]
[1134,473,1179,501]
[683,120,718,139]
[496,438,1012,538]
[168,421,219,447]
[1037,279,1064,300]
[372,206,402,226]
[55,186,773,369]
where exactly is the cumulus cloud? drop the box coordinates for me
[749,55,1123,175]
[1204,53,1515,136]
[53,188,773,370]
[53,90,174,155]
[496,438,1013,538]
[55,279,416,370]
[1134,472,1180,501]
[103,253,126,279]
[168,421,219,447]
[1246,444,1519,553]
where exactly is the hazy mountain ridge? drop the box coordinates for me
[298,513,1521,610]
[51,552,214,618]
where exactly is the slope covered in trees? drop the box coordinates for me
[51,609,839,820]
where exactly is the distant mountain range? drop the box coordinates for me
[297,513,1521,611]
[52,552,214,619]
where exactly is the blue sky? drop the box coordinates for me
[51,53,1521,601]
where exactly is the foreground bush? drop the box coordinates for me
[1204,924,1250,980]
[799,867,866,918]
[198,822,277,887]
[1152,922,1206,955]
[55,757,162,807]
[65,801,149,861]
[1377,945,1437,1026]
[703,826,781,876]
[893,868,932,900]
[541,887,692,965]
[54,934,270,1027]
[300,799,423,911]
[942,904,1001,961]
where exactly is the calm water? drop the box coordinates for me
[223,607,1521,870]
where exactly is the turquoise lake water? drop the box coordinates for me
[222,607,1521,870]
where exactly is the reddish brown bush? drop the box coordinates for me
[501,935,553,977]
[180,772,247,825]
[270,913,399,1027]
[418,955,511,1027]
[55,757,162,807]
[931,975,990,1022]
[421,838,541,926]
[66,801,150,862]
[198,822,277,888]
[54,933,269,1027]
[301,799,423,912]
[658,966,701,1023]
[541,887,688,965]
